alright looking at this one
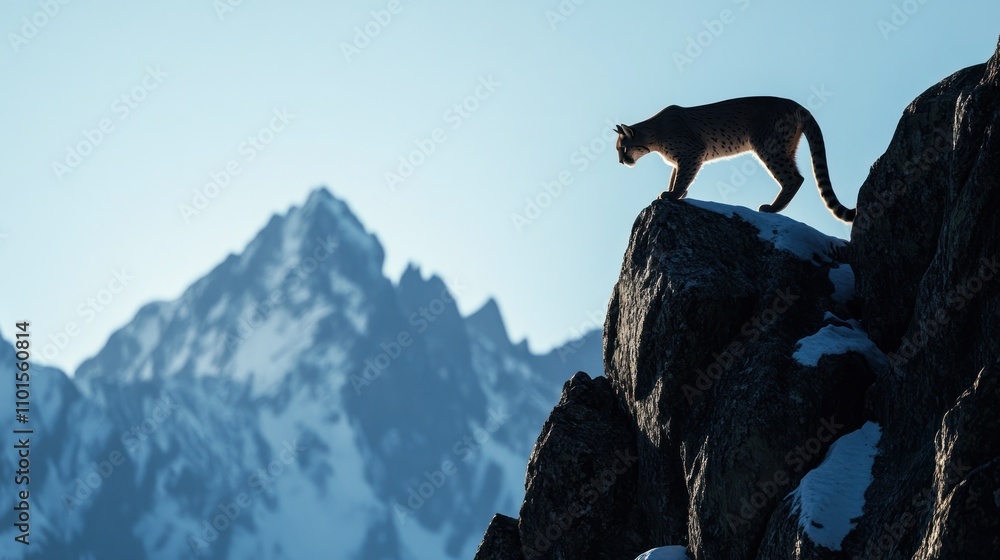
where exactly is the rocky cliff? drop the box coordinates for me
[473,37,1000,560]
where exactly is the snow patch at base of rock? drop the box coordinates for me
[788,421,882,551]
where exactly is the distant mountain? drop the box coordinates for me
[0,187,602,559]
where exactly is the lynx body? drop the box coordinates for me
[615,96,855,222]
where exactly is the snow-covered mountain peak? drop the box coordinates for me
[295,186,383,263]
[29,187,603,560]
[77,187,391,394]
[234,186,385,284]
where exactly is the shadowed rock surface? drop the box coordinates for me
[517,372,647,560]
[476,195,878,560]
[843,36,1000,560]
[604,201,875,560]
[474,37,1000,560]
[473,514,522,560]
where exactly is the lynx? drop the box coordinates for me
[615,96,855,222]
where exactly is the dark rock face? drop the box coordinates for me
[912,362,1000,560]
[473,38,1000,560]
[604,202,874,560]
[850,62,988,351]
[845,37,1000,560]
[518,372,647,560]
[474,200,879,560]
[474,514,522,560]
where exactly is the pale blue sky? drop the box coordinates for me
[2,1,998,373]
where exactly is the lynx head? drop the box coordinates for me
[615,124,649,167]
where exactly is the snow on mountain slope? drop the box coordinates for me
[0,335,152,559]
[13,187,602,559]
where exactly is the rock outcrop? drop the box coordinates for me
[844,35,1000,560]
[473,37,1000,560]
[605,201,878,560]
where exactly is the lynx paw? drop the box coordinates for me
[758,204,775,213]
[659,191,681,201]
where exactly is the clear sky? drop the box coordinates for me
[2,1,998,374]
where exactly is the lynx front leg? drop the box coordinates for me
[659,160,701,201]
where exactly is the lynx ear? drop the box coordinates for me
[614,124,625,135]
[621,124,635,138]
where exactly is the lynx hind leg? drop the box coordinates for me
[756,151,804,213]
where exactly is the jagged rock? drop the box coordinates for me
[474,514,522,560]
[517,372,649,560]
[474,200,883,560]
[843,37,1000,560]
[475,200,886,560]
[850,60,989,352]
[604,201,877,560]
[912,362,1000,560]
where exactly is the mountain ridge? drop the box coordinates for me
[1,186,603,559]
